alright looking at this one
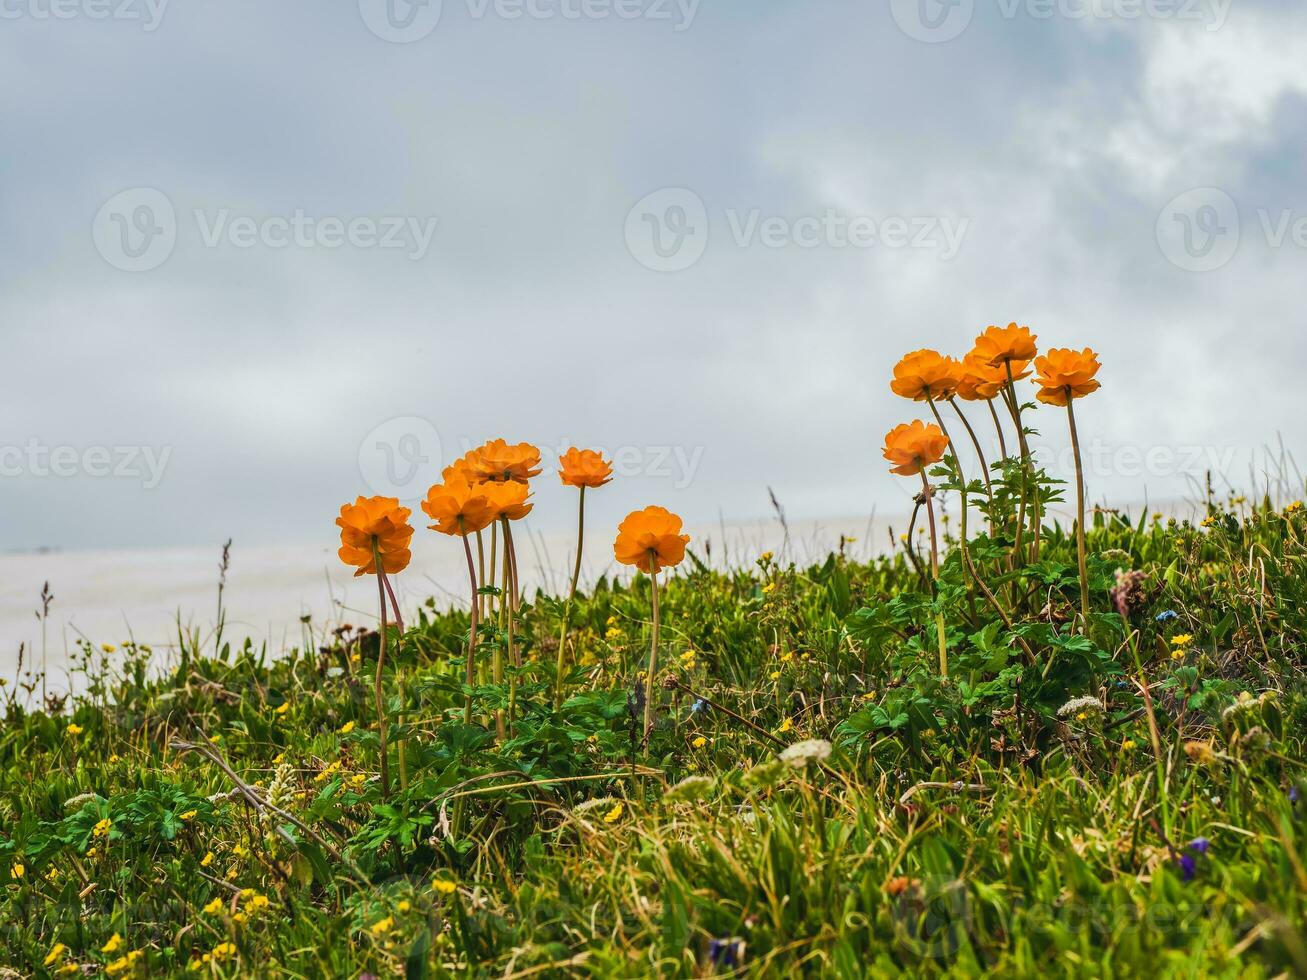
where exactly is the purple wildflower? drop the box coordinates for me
[1188,837,1210,855]
[1177,853,1197,882]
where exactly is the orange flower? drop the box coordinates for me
[465,439,542,484]
[336,497,414,576]
[1033,348,1101,405]
[613,506,690,573]
[954,352,1011,400]
[558,448,613,489]
[882,421,949,477]
[481,479,534,522]
[973,323,1037,371]
[890,350,962,401]
[421,480,496,536]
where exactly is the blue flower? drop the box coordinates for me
[1188,837,1210,855]
[707,938,744,968]
[1156,610,1179,622]
[1177,853,1197,882]
[1290,786,1301,804]
[691,699,709,715]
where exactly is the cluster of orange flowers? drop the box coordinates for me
[882,323,1100,475]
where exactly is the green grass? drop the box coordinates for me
[2,490,1305,977]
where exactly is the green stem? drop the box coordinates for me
[460,526,479,727]
[919,471,948,678]
[643,557,661,748]
[370,540,391,801]
[554,486,586,710]
[1067,394,1090,629]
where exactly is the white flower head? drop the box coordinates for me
[778,739,833,768]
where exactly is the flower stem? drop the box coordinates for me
[643,557,661,749]
[554,485,586,710]
[919,471,948,678]
[1066,393,1090,629]
[927,397,978,623]
[459,525,479,726]
[987,397,1008,460]
[370,540,391,801]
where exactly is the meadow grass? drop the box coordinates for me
[2,492,1305,978]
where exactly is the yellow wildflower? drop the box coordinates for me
[769,671,781,681]
[44,943,67,967]
[274,702,289,716]
[1170,634,1194,647]
[348,773,367,789]
[397,899,411,913]
[200,851,215,868]
[762,582,777,595]
[178,810,198,822]
[203,897,224,915]
[211,942,237,961]
[604,802,624,823]
[272,752,286,765]
[93,818,112,839]
[1122,739,1137,750]
[1285,501,1303,515]
[67,724,84,736]
[108,753,121,763]
[231,842,249,858]
[11,862,24,879]
[777,718,793,734]
[314,761,342,784]
[102,644,116,653]
[101,933,124,954]
[692,736,707,749]
[433,878,457,895]
[369,916,394,936]
[338,721,355,735]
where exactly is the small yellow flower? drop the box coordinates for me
[46,866,61,882]
[44,943,67,967]
[178,810,198,822]
[211,942,237,961]
[102,644,116,653]
[433,878,457,895]
[769,671,781,681]
[56,964,80,976]
[247,894,270,912]
[93,818,112,839]
[762,582,777,595]
[101,932,124,954]
[861,691,876,701]
[605,627,622,641]
[1200,516,1218,528]
[231,842,249,858]
[203,897,224,915]
[232,910,249,925]
[11,862,24,879]
[274,702,289,716]
[272,752,286,765]
[759,551,773,561]
[780,651,794,663]
[603,802,624,823]
[692,736,707,749]
[1170,649,1186,661]
[1170,634,1194,647]
[85,846,98,859]
[1121,740,1137,751]
[314,761,342,783]
[67,724,84,736]
[777,718,793,734]
[200,851,215,868]
[369,916,395,936]
[1285,500,1303,515]
[348,773,367,789]
[396,899,411,913]
[108,753,121,763]
[338,721,355,735]
[208,735,221,744]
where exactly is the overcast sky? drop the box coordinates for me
[3,0,1305,553]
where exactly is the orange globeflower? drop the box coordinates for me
[954,352,1010,400]
[1032,348,1102,406]
[336,496,414,577]
[882,421,950,477]
[482,479,534,522]
[421,480,496,536]
[559,448,614,488]
[467,439,542,484]
[613,506,691,573]
[890,350,962,401]
[973,323,1037,372]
